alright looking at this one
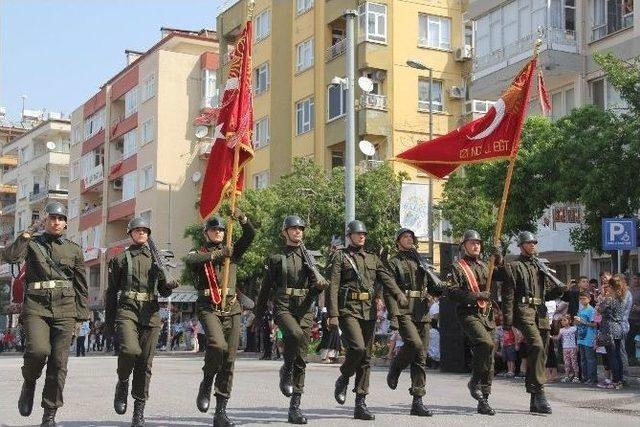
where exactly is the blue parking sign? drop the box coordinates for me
[602,218,637,251]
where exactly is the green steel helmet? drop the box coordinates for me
[204,216,226,231]
[462,229,482,243]
[44,202,67,220]
[127,217,151,235]
[517,231,538,246]
[282,215,305,231]
[346,220,367,235]
[395,227,415,242]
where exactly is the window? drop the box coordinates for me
[358,2,387,43]
[139,165,154,191]
[254,117,270,149]
[565,88,575,113]
[418,15,451,50]
[331,151,344,169]
[84,108,105,139]
[72,125,82,145]
[296,97,314,134]
[296,38,314,72]
[255,9,271,41]
[122,172,137,201]
[123,129,137,158]
[593,0,634,40]
[202,69,218,108]
[296,0,313,14]
[140,210,152,226]
[551,92,563,120]
[69,198,79,219]
[327,83,346,120]
[254,63,270,94]
[124,87,139,118]
[19,179,29,199]
[418,79,444,112]
[253,171,269,189]
[141,118,154,144]
[141,75,156,102]
[565,0,576,32]
[70,160,80,181]
[591,78,606,109]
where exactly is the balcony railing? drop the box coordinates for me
[325,38,346,62]
[29,189,69,204]
[2,202,17,214]
[82,164,104,190]
[360,93,387,111]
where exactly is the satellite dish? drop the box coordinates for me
[357,76,374,93]
[191,171,202,183]
[45,141,56,151]
[358,140,376,157]
[194,125,209,139]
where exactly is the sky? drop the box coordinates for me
[0,0,228,122]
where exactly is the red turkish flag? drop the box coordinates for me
[396,58,537,179]
[538,70,552,116]
[199,21,254,219]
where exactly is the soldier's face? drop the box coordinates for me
[129,228,149,245]
[206,228,225,244]
[464,240,481,257]
[520,242,536,256]
[350,232,366,247]
[44,214,66,235]
[284,226,304,245]
[398,233,415,250]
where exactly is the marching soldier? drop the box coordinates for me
[446,230,498,416]
[255,215,329,424]
[186,209,255,427]
[5,202,89,427]
[502,231,564,414]
[384,227,446,417]
[105,217,174,427]
[327,220,408,420]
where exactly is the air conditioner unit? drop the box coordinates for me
[454,45,473,62]
[112,178,123,190]
[448,86,465,99]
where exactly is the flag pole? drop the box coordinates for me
[485,36,543,292]
[220,0,255,310]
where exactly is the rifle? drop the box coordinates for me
[409,247,444,288]
[533,256,565,288]
[147,237,180,290]
[299,242,329,289]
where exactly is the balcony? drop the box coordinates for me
[29,189,68,205]
[81,164,104,192]
[360,93,387,111]
[464,99,495,121]
[1,202,16,214]
[81,129,106,156]
[325,39,346,62]
[79,205,103,231]
[108,198,135,222]
[111,113,138,140]
[0,184,16,194]
[0,155,17,167]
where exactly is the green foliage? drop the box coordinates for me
[594,52,640,114]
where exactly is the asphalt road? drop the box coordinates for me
[1,355,638,426]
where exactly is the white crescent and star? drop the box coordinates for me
[467,98,506,140]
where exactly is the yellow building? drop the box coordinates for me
[217,0,471,264]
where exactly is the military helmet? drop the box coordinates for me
[346,220,367,235]
[204,216,226,231]
[44,202,67,220]
[517,231,538,246]
[127,217,151,235]
[462,229,482,243]
[395,227,415,242]
[282,215,305,231]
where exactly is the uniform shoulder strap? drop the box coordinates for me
[32,236,70,279]
[124,250,133,288]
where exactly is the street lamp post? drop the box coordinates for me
[344,9,358,229]
[406,59,435,260]
[155,179,173,347]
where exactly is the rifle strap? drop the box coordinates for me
[33,237,70,280]
[342,251,365,290]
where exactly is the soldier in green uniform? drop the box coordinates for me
[328,220,408,420]
[384,227,446,417]
[186,209,254,427]
[105,217,173,427]
[502,231,565,414]
[255,215,329,424]
[446,230,498,416]
[5,202,89,427]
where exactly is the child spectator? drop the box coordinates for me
[575,291,598,384]
[557,315,579,382]
[546,320,559,382]
[502,325,517,377]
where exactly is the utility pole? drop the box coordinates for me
[344,9,357,228]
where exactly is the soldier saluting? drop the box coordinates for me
[255,215,329,424]
[328,220,408,420]
[446,230,499,416]
[384,227,446,417]
[502,231,565,414]
[5,202,89,427]
[186,209,254,427]
[106,217,175,427]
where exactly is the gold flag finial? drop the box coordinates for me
[533,26,544,56]
[247,0,256,20]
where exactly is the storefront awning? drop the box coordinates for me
[158,286,197,303]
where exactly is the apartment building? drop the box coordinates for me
[216,0,471,262]
[467,0,637,277]
[66,29,219,311]
[0,109,27,246]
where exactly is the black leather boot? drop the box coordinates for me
[410,396,433,417]
[334,375,349,405]
[530,391,552,414]
[477,394,496,415]
[18,380,36,416]
[131,399,145,427]
[213,395,235,427]
[197,375,214,413]
[40,407,57,427]
[467,380,483,401]
[288,393,307,424]
[386,358,402,390]
[279,363,294,397]
[114,379,129,415]
[354,394,375,420]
